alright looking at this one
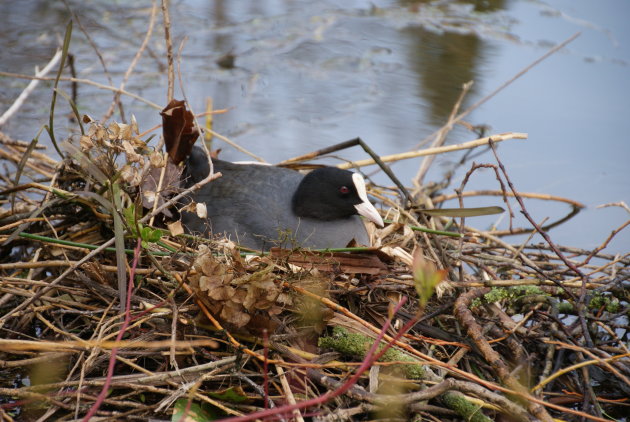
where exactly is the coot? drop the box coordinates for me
[181,147,383,250]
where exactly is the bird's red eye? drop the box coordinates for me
[339,186,350,194]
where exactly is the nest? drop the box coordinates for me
[0,109,628,422]
[0,16,628,422]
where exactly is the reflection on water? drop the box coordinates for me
[0,0,628,252]
[405,28,484,124]
[403,0,507,124]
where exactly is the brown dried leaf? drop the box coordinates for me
[206,285,236,301]
[251,280,279,309]
[267,305,284,316]
[149,150,167,168]
[270,248,387,274]
[167,220,184,236]
[140,160,183,218]
[79,135,94,152]
[161,99,199,165]
[230,288,248,305]
[122,140,143,164]
[120,164,141,186]
[197,275,221,292]
[189,245,285,329]
[120,123,133,140]
[220,301,251,327]
[95,126,108,146]
[276,292,294,307]
[130,114,139,135]
[193,246,214,272]
[108,121,120,140]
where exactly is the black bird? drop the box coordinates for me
[181,147,384,250]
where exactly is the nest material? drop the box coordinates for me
[0,121,628,422]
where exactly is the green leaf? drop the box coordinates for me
[147,228,162,243]
[124,204,143,238]
[412,250,447,308]
[140,225,162,244]
[46,20,73,158]
[420,206,504,217]
[141,226,152,239]
[207,386,249,403]
[123,203,137,225]
[172,399,218,422]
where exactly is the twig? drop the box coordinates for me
[206,128,266,162]
[82,238,141,421]
[0,131,46,149]
[454,288,554,422]
[263,330,270,410]
[432,190,585,209]
[214,298,411,422]
[279,136,413,204]
[102,0,158,122]
[413,32,580,151]
[0,140,221,324]
[579,219,630,267]
[0,50,62,127]
[0,71,162,110]
[531,343,630,393]
[596,201,630,214]
[279,138,368,165]
[400,378,530,421]
[488,140,594,348]
[337,132,527,169]
[161,0,174,103]
[413,81,473,189]
[62,0,124,120]
[276,365,304,422]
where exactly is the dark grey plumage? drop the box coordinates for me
[181,147,381,250]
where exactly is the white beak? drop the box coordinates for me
[352,173,384,227]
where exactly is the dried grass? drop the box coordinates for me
[1,115,628,421]
[0,10,628,422]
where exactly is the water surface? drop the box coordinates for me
[0,0,628,253]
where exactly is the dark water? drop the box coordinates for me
[1,0,628,253]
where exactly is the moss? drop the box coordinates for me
[557,294,621,315]
[318,327,424,379]
[556,301,574,314]
[441,391,492,422]
[590,294,621,313]
[472,286,549,308]
[472,286,624,317]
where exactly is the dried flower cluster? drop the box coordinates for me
[77,116,156,186]
[73,116,181,217]
[189,244,287,328]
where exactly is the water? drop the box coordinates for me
[0,0,628,253]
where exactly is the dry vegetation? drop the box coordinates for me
[0,6,629,422]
